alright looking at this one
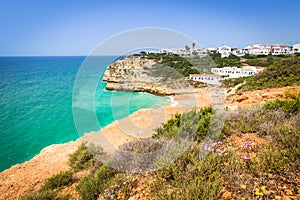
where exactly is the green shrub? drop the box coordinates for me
[257,147,290,173]
[133,53,198,77]
[23,189,57,200]
[221,76,247,88]
[153,107,212,142]
[76,165,116,200]
[43,171,74,190]
[23,171,74,200]
[264,91,300,113]
[76,173,100,200]
[237,57,300,92]
[68,144,94,172]
[110,138,168,173]
[152,148,224,200]
[222,106,262,135]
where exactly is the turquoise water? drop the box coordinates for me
[0,56,168,171]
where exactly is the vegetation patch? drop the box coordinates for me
[23,171,75,200]
[236,57,300,92]
[68,143,94,172]
[134,52,199,77]
[23,92,300,200]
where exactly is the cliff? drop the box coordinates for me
[102,56,197,95]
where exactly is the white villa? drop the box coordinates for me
[217,45,232,58]
[211,66,264,78]
[230,44,293,57]
[232,48,249,57]
[190,66,264,85]
[159,43,298,58]
[159,48,208,57]
[193,48,208,56]
[159,48,189,56]
[293,44,300,53]
[189,74,222,85]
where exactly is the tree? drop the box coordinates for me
[185,45,190,53]
[192,42,195,52]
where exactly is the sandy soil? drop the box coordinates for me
[0,86,299,199]
[0,140,82,200]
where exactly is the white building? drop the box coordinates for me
[159,48,189,56]
[211,66,264,78]
[193,48,208,56]
[189,74,221,85]
[217,45,232,58]
[207,47,217,51]
[190,66,264,85]
[292,44,300,53]
[241,44,292,56]
[159,48,207,57]
[232,48,250,57]
[248,44,269,55]
[271,44,291,55]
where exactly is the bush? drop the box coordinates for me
[43,171,74,190]
[109,138,169,173]
[221,76,247,88]
[222,106,262,136]
[153,107,212,142]
[152,147,224,199]
[264,91,300,113]
[68,144,94,172]
[257,147,290,173]
[76,165,116,200]
[23,189,57,200]
[23,171,74,200]
[237,57,300,92]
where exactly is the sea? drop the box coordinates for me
[0,56,168,171]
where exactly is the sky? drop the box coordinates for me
[0,0,299,56]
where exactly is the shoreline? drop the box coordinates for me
[0,88,212,199]
[1,86,300,199]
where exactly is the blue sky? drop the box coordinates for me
[0,0,299,56]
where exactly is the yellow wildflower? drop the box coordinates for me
[261,186,266,191]
[241,184,246,189]
[255,188,260,195]
[255,190,260,195]
[259,192,264,196]
[254,182,258,185]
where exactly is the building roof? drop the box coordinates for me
[242,68,255,72]
[190,74,220,77]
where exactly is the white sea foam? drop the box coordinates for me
[169,96,178,107]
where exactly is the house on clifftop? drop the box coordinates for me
[189,74,222,85]
[190,66,264,85]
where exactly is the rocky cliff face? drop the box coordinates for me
[103,56,194,95]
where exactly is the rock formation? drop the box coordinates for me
[103,56,195,95]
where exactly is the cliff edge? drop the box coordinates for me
[102,55,200,95]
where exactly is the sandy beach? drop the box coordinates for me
[0,88,212,199]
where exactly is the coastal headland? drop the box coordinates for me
[1,53,299,199]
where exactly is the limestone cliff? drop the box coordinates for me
[102,56,195,95]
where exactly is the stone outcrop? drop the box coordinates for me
[103,56,194,95]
